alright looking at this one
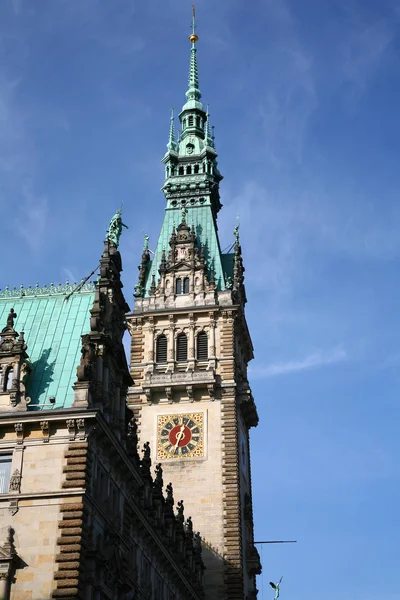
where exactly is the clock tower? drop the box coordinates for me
[127,10,261,600]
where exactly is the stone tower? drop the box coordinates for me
[127,10,261,600]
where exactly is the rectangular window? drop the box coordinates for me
[0,455,12,494]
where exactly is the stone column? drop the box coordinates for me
[148,325,155,363]
[168,315,175,370]
[209,313,216,358]
[0,570,10,600]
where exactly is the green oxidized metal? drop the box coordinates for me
[0,283,95,410]
[141,15,234,296]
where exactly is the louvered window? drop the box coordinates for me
[176,333,188,362]
[176,279,182,294]
[188,115,194,126]
[0,455,12,494]
[183,278,189,294]
[197,331,208,361]
[156,335,167,364]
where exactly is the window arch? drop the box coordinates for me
[183,278,189,294]
[179,167,184,176]
[2,367,12,392]
[186,166,192,175]
[197,331,208,361]
[156,335,167,364]
[194,164,199,174]
[175,279,182,295]
[176,333,188,362]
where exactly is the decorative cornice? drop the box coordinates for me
[0,281,96,300]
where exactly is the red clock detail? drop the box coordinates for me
[169,425,192,448]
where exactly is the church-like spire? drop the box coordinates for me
[167,107,177,152]
[205,104,214,147]
[185,5,201,105]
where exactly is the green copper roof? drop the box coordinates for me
[145,205,227,293]
[0,283,95,410]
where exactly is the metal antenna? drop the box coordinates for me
[254,540,297,545]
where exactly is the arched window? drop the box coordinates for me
[179,167,184,176]
[3,367,12,392]
[196,116,200,127]
[156,335,167,364]
[183,119,187,129]
[194,165,199,174]
[183,278,189,294]
[171,165,175,176]
[197,331,208,361]
[175,279,182,295]
[176,333,188,362]
[186,166,192,175]
[188,115,194,127]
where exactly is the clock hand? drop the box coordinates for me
[173,425,186,452]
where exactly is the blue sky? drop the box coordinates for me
[1,0,399,598]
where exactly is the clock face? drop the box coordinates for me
[157,413,204,460]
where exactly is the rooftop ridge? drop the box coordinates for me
[0,280,96,300]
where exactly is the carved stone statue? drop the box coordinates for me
[6,309,17,329]
[166,482,174,509]
[9,469,21,492]
[106,209,129,248]
[176,499,185,524]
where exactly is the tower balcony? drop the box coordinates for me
[140,368,217,403]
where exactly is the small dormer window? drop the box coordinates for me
[175,277,189,295]
[188,115,194,127]
[2,367,12,392]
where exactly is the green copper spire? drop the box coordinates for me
[182,5,202,111]
[167,107,178,152]
[205,104,213,147]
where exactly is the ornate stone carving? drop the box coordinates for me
[76,418,85,440]
[8,470,21,493]
[66,419,76,441]
[14,423,23,444]
[40,420,49,442]
[186,385,194,402]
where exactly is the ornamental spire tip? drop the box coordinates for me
[189,4,199,44]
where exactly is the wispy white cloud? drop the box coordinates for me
[62,267,78,283]
[250,346,348,378]
[14,187,48,252]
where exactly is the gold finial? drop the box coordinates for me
[189,4,199,44]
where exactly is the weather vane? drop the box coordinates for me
[270,576,283,599]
